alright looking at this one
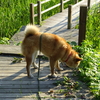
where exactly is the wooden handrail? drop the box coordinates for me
[67,0,92,29]
[41,0,70,14]
[41,3,60,14]
[34,0,51,7]
[72,0,86,8]
[30,0,70,24]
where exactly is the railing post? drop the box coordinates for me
[68,5,72,29]
[75,0,78,4]
[60,0,63,12]
[30,3,34,24]
[37,1,41,25]
[78,6,87,45]
[88,0,91,9]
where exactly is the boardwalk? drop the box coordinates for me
[0,0,100,100]
[9,0,100,45]
[0,57,94,100]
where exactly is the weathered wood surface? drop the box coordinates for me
[0,58,94,100]
[0,0,99,54]
[0,28,78,54]
[9,0,99,45]
[0,44,21,54]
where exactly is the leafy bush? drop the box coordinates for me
[0,37,9,44]
[73,42,100,99]
[86,4,100,49]
[73,4,100,99]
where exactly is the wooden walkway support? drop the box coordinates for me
[9,0,100,46]
[30,3,34,24]
[88,0,91,9]
[30,0,98,25]
[30,0,70,24]
[78,6,87,45]
[68,5,72,29]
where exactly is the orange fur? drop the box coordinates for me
[21,24,82,78]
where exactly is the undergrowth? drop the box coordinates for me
[72,4,100,99]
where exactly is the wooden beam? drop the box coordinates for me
[0,44,21,54]
[37,1,41,25]
[68,5,72,29]
[60,0,63,12]
[88,0,91,9]
[75,0,78,4]
[78,6,87,45]
[30,3,34,24]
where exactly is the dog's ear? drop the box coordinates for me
[76,57,82,62]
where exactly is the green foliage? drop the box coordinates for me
[53,76,80,96]
[75,44,100,99]
[0,0,46,38]
[86,4,100,49]
[72,4,100,99]
[0,0,32,38]
[0,37,9,44]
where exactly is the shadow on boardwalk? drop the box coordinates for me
[0,55,95,100]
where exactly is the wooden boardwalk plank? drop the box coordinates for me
[0,44,21,54]
[0,93,37,100]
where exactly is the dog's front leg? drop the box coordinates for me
[48,58,57,78]
[55,60,63,71]
[25,55,34,78]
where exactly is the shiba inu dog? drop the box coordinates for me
[21,24,82,78]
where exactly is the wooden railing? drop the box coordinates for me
[30,0,79,25]
[67,0,98,45]
[30,0,98,45]
[67,0,91,29]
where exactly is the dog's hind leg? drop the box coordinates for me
[25,55,34,78]
[32,51,38,69]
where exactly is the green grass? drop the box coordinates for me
[0,0,81,40]
[86,5,100,49]
[0,0,41,38]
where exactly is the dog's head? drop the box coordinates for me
[65,50,82,68]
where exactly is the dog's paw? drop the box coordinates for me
[56,66,63,71]
[28,74,34,79]
[58,68,63,71]
[33,63,39,69]
[34,65,39,69]
[48,74,57,78]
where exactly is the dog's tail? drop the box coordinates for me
[25,24,39,38]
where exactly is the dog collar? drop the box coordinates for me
[64,52,72,62]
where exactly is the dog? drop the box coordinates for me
[21,24,82,78]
